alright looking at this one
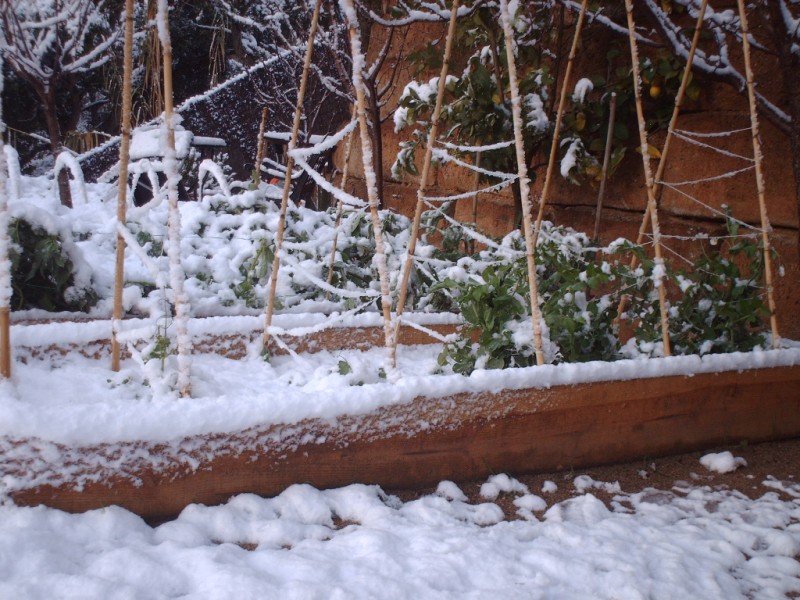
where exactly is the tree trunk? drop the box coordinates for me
[366,78,384,205]
[41,84,73,208]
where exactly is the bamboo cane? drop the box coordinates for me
[469,151,482,254]
[324,107,358,302]
[112,0,135,372]
[593,92,616,241]
[499,0,545,365]
[253,106,269,186]
[391,0,460,363]
[0,48,9,378]
[624,0,671,357]
[736,0,780,348]
[157,0,192,396]
[340,0,396,367]
[263,0,324,350]
[532,0,588,247]
[616,0,707,323]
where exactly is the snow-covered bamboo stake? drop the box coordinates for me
[631,0,708,250]
[736,0,780,348]
[157,0,192,396]
[617,0,706,325]
[593,92,616,240]
[112,0,136,372]
[532,0,588,247]
[253,106,269,185]
[471,151,482,228]
[324,107,358,302]
[263,0,323,350]
[392,0,460,363]
[499,0,545,366]
[624,0,671,357]
[0,44,11,378]
[340,0,396,367]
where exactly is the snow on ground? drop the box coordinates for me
[1,176,799,598]
[1,474,799,599]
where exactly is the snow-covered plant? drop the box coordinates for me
[619,213,773,358]
[434,214,773,373]
[8,216,97,312]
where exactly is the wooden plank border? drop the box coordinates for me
[8,364,800,521]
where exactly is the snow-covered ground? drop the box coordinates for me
[2,470,799,599]
[1,175,799,598]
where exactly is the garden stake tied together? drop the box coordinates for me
[158,0,193,397]
[339,0,396,368]
[736,0,780,348]
[499,0,545,366]
[616,0,779,350]
[324,105,358,302]
[111,0,135,374]
[624,0,671,358]
[263,0,323,352]
[616,0,708,328]
[532,0,588,248]
[393,0,461,366]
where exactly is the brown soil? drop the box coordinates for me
[389,437,800,517]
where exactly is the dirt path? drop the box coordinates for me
[390,437,800,515]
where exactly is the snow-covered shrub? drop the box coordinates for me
[9,217,98,312]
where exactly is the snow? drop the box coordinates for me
[572,77,594,103]
[1,474,799,599]
[700,451,748,474]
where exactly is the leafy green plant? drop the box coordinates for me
[435,259,535,375]
[9,218,97,312]
[623,215,771,356]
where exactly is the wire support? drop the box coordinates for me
[280,260,380,300]
[673,127,752,138]
[397,315,457,343]
[436,139,515,153]
[431,148,518,180]
[671,130,756,163]
[292,155,368,208]
[422,178,515,202]
[659,164,755,187]
[661,182,765,233]
[266,298,376,338]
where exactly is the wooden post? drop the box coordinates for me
[630,0,708,250]
[0,47,10,378]
[593,92,616,241]
[736,0,780,348]
[263,0,323,350]
[157,0,192,396]
[253,106,269,186]
[324,108,358,302]
[392,0,460,364]
[532,0,588,247]
[469,151,482,254]
[617,0,706,323]
[340,0,396,367]
[499,0,545,365]
[624,0,671,357]
[112,0,136,372]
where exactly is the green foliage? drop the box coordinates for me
[623,215,771,356]
[536,232,621,363]
[435,216,771,374]
[435,259,535,375]
[9,218,98,312]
